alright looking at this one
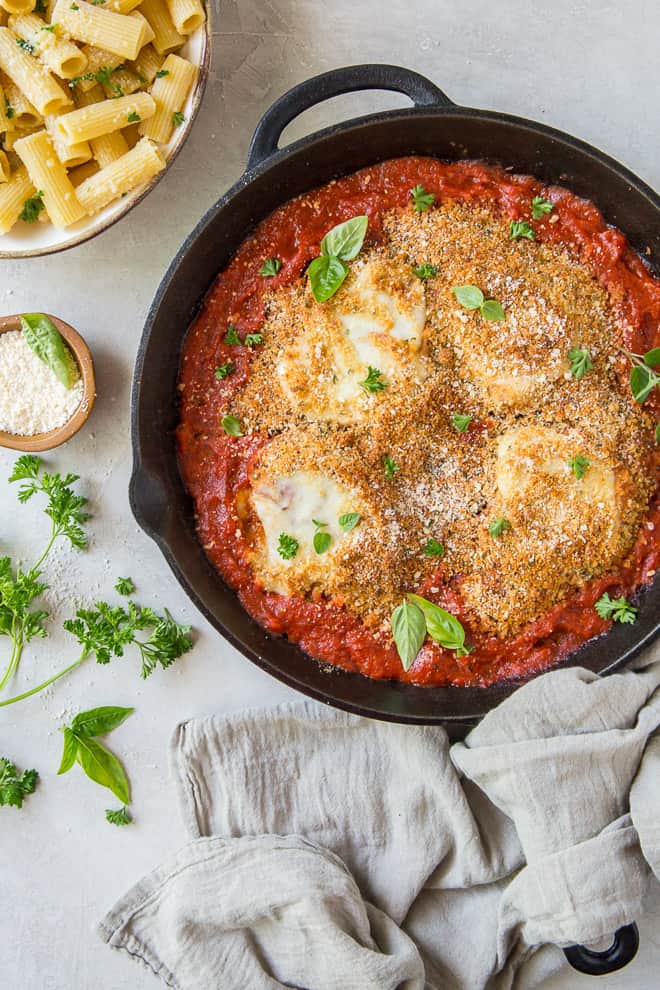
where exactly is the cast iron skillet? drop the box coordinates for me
[131,64,658,974]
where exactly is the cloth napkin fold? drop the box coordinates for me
[100,650,660,990]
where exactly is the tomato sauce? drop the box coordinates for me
[177,158,660,687]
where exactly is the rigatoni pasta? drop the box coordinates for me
[8,13,88,78]
[0,0,205,237]
[51,0,146,60]
[75,135,164,212]
[138,51,194,143]
[14,129,86,226]
[164,0,203,35]
[0,27,71,115]
[55,90,155,142]
[0,164,33,232]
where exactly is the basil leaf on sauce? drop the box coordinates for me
[321,216,368,262]
[307,254,348,303]
[221,414,243,436]
[391,600,426,671]
[406,593,469,655]
[643,347,660,367]
[20,313,74,389]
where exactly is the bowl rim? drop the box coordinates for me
[0,313,96,451]
[0,10,212,261]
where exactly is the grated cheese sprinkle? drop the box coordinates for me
[0,331,83,435]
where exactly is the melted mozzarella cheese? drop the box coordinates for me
[276,258,428,422]
[251,470,358,594]
[496,425,617,519]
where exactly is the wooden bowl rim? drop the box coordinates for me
[0,313,96,452]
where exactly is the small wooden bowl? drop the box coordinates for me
[0,313,96,452]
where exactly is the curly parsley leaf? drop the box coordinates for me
[413,263,438,279]
[383,455,398,480]
[594,592,638,624]
[451,412,472,433]
[0,757,39,808]
[359,366,388,394]
[277,533,298,560]
[9,456,90,550]
[115,576,135,596]
[488,517,510,537]
[568,348,593,380]
[259,257,282,277]
[509,220,535,240]
[224,324,240,345]
[20,190,45,223]
[244,333,263,348]
[106,805,132,826]
[569,455,590,480]
[215,362,234,380]
[531,196,553,219]
[410,184,435,212]
[172,111,185,126]
[423,538,444,558]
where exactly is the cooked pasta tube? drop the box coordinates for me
[2,77,40,126]
[105,0,143,12]
[164,0,204,35]
[75,135,164,212]
[8,13,87,78]
[51,0,145,60]
[67,156,98,184]
[0,78,15,130]
[0,0,35,17]
[45,112,91,167]
[0,148,10,180]
[138,52,194,143]
[76,81,128,165]
[138,0,182,56]
[130,42,163,84]
[127,10,154,49]
[73,44,124,92]
[0,163,33,232]
[55,90,154,142]
[0,27,71,115]
[14,129,85,226]
[101,65,141,97]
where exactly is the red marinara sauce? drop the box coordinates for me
[177,158,660,688]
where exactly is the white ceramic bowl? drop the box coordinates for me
[0,14,210,259]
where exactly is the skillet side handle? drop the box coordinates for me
[247,63,455,170]
[563,923,639,976]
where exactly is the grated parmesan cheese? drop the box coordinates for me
[0,331,83,435]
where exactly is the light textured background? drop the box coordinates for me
[1,1,659,987]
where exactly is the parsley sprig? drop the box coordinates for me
[568,348,593,380]
[410,184,435,212]
[359,366,387,394]
[594,592,637,624]
[0,757,38,809]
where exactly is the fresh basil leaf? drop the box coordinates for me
[338,512,360,532]
[221,414,243,437]
[481,299,506,321]
[391,600,426,671]
[406,593,467,653]
[20,313,74,389]
[452,285,484,310]
[313,530,332,554]
[320,216,368,261]
[643,347,660,367]
[57,727,79,775]
[71,705,134,737]
[75,735,130,805]
[307,254,348,303]
[630,364,657,404]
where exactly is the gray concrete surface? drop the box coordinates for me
[1,1,658,986]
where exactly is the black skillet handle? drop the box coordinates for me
[247,64,454,170]
[563,922,639,976]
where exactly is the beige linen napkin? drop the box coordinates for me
[100,650,660,989]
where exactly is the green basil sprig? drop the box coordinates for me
[307,216,368,303]
[451,286,505,322]
[20,313,75,389]
[58,706,133,807]
[391,593,470,670]
[621,347,660,404]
